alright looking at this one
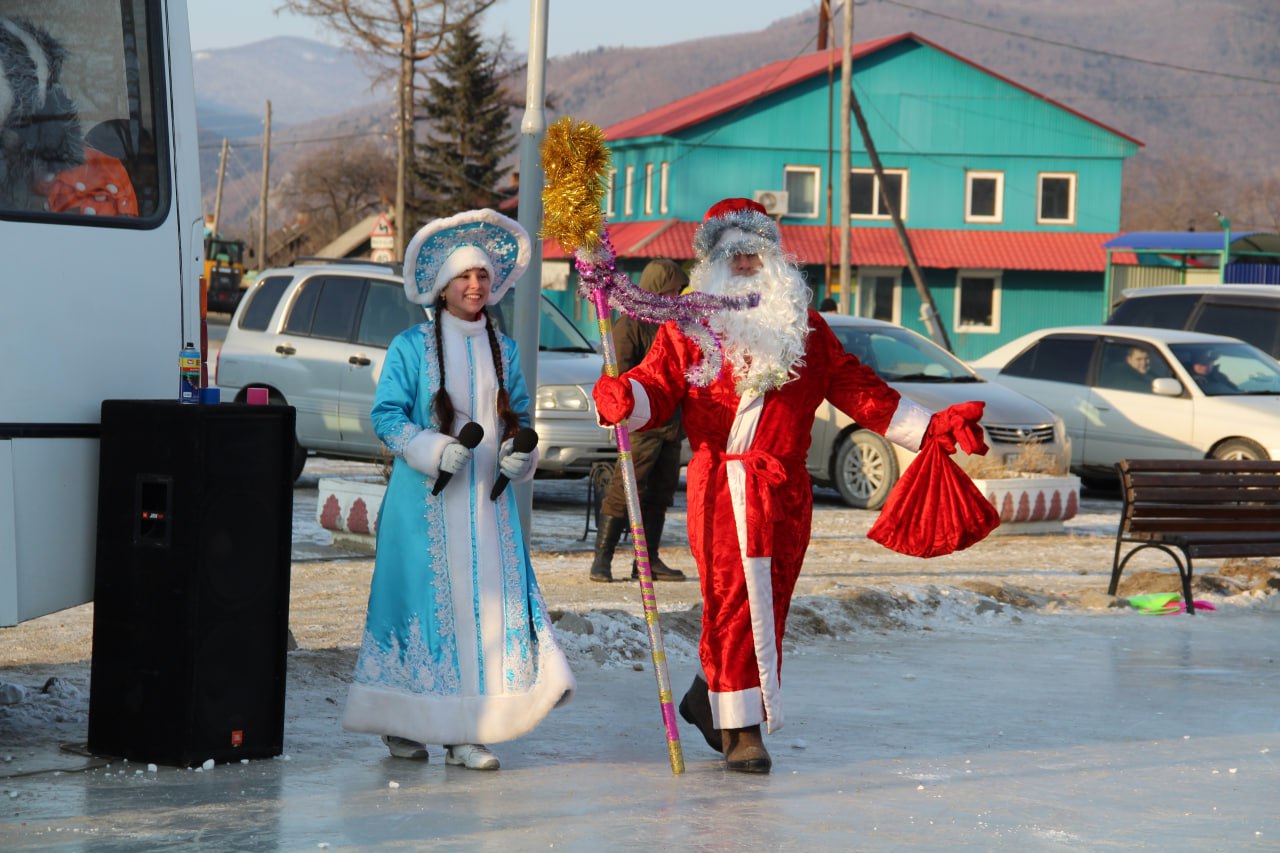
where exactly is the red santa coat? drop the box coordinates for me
[623,310,925,733]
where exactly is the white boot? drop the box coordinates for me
[445,743,500,770]
[382,735,428,760]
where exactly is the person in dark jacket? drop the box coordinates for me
[590,259,688,583]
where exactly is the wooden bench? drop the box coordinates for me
[1109,459,1280,614]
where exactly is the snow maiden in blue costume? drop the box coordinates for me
[343,209,575,770]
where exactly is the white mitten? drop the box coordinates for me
[439,441,472,475]
[499,449,533,480]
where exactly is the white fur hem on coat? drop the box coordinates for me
[342,648,576,746]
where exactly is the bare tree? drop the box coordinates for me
[282,140,396,250]
[278,0,498,258]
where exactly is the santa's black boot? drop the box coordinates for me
[678,674,722,752]
[590,514,627,583]
[631,507,685,581]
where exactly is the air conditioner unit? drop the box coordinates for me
[752,190,789,216]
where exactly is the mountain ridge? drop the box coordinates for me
[195,2,1279,244]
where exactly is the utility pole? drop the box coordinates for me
[838,0,853,314]
[822,0,834,295]
[258,101,271,268]
[849,91,952,352]
[212,137,228,236]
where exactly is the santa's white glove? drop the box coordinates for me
[499,449,534,481]
[439,441,472,476]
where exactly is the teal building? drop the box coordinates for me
[544,32,1141,361]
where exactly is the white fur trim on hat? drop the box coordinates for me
[434,245,494,296]
[403,209,532,306]
[693,208,781,263]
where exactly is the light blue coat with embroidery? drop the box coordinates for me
[342,311,574,746]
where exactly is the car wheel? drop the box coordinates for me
[833,429,899,510]
[1210,438,1267,461]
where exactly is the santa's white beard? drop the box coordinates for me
[692,254,812,394]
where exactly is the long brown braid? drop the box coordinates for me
[430,300,520,441]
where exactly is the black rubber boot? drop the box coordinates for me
[631,507,686,581]
[678,674,722,753]
[590,514,627,583]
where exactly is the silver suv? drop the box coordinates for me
[214,259,615,479]
[1108,284,1280,359]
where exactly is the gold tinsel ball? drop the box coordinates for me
[540,117,611,254]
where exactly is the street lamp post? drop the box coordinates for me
[1214,210,1231,281]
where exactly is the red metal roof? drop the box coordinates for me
[604,35,902,140]
[603,32,1140,147]
[540,219,674,258]
[544,223,1115,273]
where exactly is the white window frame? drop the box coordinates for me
[783,164,821,218]
[659,161,670,215]
[624,165,635,216]
[1036,171,1077,225]
[605,168,616,216]
[643,163,654,215]
[850,167,908,221]
[954,270,1002,334]
[964,170,1004,224]
[856,268,902,323]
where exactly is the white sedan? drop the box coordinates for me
[970,325,1280,484]
[806,315,1071,508]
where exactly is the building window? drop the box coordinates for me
[659,161,670,214]
[643,163,654,215]
[784,165,820,218]
[624,165,635,216]
[965,171,1003,223]
[1037,172,1076,225]
[955,271,1001,333]
[849,168,908,220]
[605,168,616,216]
[857,269,900,323]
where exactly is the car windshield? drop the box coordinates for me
[831,324,980,383]
[1168,341,1280,396]
[492,296,595,354]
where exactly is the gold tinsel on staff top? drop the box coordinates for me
[540,117,611,255]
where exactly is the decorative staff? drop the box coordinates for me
[540,117,757,775]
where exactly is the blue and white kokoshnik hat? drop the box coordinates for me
[403,209,532,306]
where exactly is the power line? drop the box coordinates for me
[882,0,1280,86]
[200,129,388,151]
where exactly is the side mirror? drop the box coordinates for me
[1151,377,1184,397]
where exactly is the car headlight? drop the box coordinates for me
[536,384,590,412]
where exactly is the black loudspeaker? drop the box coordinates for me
[88,400,295,766]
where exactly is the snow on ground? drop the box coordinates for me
[3,457,1276,779]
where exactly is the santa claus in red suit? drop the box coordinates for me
[593,197,985,773]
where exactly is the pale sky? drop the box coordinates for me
[186,0,819,56]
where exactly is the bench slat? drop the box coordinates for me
[1128,520,1280,535]
[1126,473,1280,489]
[1125,486,1280,503]
[1129,504,1280,520]
[1121,459,1280,473]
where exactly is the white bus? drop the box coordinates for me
[0,0,202,625]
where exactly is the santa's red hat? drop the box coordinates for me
[693,196,782,263]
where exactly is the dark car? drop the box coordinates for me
[1107,284,1280,359]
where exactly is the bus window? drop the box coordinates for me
[0,2,164,221]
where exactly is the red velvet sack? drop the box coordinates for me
[867,402,1001,557]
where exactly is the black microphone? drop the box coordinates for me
[432,421,484,496]
[491,427,539,501]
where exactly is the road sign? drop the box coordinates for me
[370,213,395,262]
